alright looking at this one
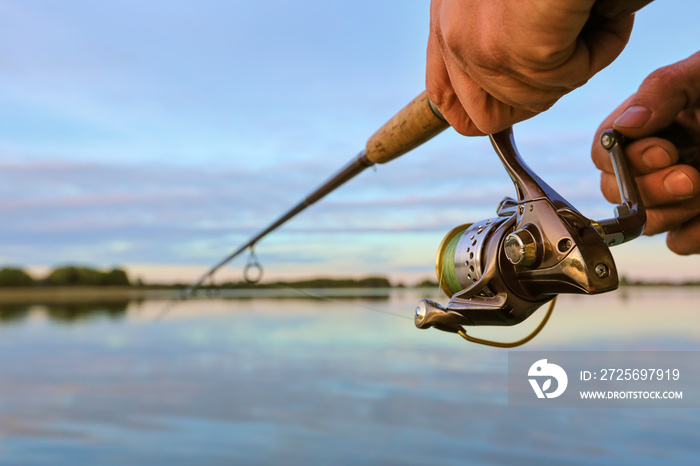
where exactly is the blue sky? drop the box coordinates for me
[1,0,699,283]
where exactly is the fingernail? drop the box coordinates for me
[641,145,672,169]
[614,105,651,128]
[663,170,695,197]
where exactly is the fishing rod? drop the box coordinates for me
[185,0,696,347]
[187,91,449,292]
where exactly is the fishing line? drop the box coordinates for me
[280,285,412,321]
[154,265,412,322]
[154,266,223,320]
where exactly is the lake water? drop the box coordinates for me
[0,287,699,465]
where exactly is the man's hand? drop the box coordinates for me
[426,0,634,135]
[591,52,700,254]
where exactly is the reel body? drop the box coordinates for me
[415,128,645,337]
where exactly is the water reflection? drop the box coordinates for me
[0,288,391,325]
[0,301,129,324]
[0,288,698,465]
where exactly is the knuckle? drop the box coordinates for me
[521,44,569,70]
[441,21,482,66]
[441,18,503,75]
[642,65,685,91]
[469,113,510,135]
[644,66,677,87]
[639,63,696,109]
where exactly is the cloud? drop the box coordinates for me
[0,123,625,271]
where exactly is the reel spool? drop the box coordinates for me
[436,220,504,298]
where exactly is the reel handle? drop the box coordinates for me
[595,129,646,246]
[595,123,698,246]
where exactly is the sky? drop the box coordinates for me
[0,0,699,284]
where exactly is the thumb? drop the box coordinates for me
[613,51,700,138]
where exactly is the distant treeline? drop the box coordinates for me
[0,267,396,289]
[619,276,700,287]
[0,266,130,287]
[214,276,393,289]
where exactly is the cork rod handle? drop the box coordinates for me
[364,91,449,165]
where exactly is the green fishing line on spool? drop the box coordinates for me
[436,224,471,297]
[440,233,462,295]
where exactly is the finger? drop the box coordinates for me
[428,31,538,135]
[592,53,700,173]
[644,197,700,236]
[599,164,700,206]
[426,13,486,136]
[509,14,633,88]
[592,136,680,174]
[612,52,700,138]
[426,57,481,135]
[666,215,700,255]
[436,25,539,133]
[444,63,538,134]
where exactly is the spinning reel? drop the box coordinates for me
[414,127,651,346]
